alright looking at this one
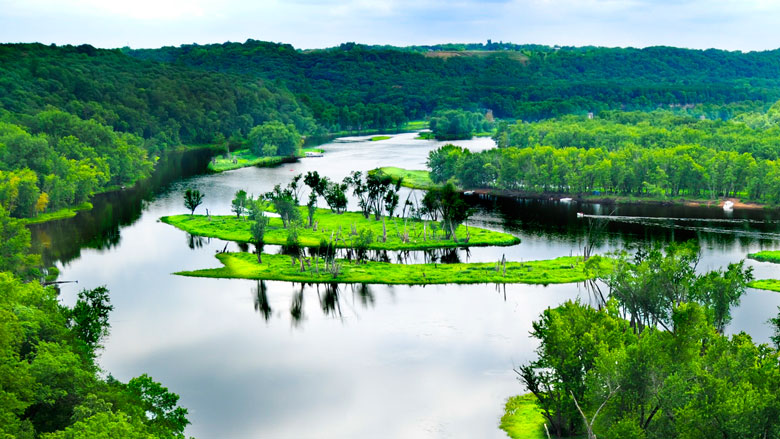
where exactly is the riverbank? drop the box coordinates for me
[747,250,780,263]
[370,167,437,190]
[500,394,546,439]
[378,167,773,210]
[175,252,605,285]
[161,209,520,251]
[207,147,324,173]
[21,202,93,225]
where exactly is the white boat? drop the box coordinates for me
[305,151,323,157]
[723,200,734,211]
[576,212,585,218]
[463,191,475,196]
[560,197,572,202]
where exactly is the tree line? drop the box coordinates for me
[129,40,780,125]
[429,109,780,203]
[0,205,191,438]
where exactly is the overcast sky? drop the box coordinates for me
[1,0,779,51]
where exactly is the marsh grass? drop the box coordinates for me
[161,208,520,250]
[747,250,780,263]
[500,394,547,439]
[175,252,603,285]
[748,279,780,292]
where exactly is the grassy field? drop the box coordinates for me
[748,279,780,292]
[161,208,520,251]
[207,148,323,173]
[370,167,438,190]
[369,135,392,141]
[21,202,93,225]
[500,394,547,439]
[175,252,605,285]
[748,250,780,263]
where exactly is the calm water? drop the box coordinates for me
[30,133,780,438]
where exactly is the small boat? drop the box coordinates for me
[577,212,585,218]
[305,151,323,157]
[723,201,734,211]
[560,197,572,202]
[463,191,475,196]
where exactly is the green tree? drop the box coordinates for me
[231,189,248,218]
[69,286,113,353]
[127,374,189,439]
[182,189,203,215]
[247,121,301,157]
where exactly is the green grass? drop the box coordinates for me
[500,394,547,439]
[370,167,438,190]
[414,131,436,140]
[175,252,606,285]
[748,279,780,292]
[404,120,429,130]
[21,202,93,225]
[369,135,392,141]
[207,147,323,173]
[747,251,780,263]
[161,208,520,251]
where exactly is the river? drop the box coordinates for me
[29,132,780,438]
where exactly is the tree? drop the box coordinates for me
[127,374,190,438]
[183,189,203,215]
[69,286,113,352]
[231,189,248,218]
[250,212,269,263]
[264,184,300,227]
[247,121,302,157]
[435,183,473,241]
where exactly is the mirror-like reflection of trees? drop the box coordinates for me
[252,281,377,326]
[188,234,208,249]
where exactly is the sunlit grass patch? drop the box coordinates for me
[500,394,547,439]
[747,250,780,263]
[161,208,520,251]
[21,202,93,225]
[370,167,438,190]
[175,252,605,285]
[748,279,780,292]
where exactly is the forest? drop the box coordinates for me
[424,107,780,203]
[128,41,780,127]
[5,37,780,437]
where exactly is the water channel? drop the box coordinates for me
[29,132,780,438]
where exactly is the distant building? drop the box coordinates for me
[587,112,594,119]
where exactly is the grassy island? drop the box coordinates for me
[748,279,780,292]
[500,394,547,439]
[161,208,520,250]
[175,252,605,285]
[369,135,392,141]
[208,148,324,173]
[747,250,780,263]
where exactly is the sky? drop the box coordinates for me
[1,0,780,51]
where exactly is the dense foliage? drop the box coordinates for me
[129,41,780,126]
[428,109,780,203]
[0,205,190,438]
[0,110,153,217]
[429,109,494,140]
[519,244,775,439]
[0,43,315,148]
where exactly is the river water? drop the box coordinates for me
[29,132,780,438]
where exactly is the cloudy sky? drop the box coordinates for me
[1,0,779,51]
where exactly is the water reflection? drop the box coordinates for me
[254,282,379,326]
[29,148,214,265]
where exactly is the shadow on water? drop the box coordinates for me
[253,281,378,327]
[29,148,214,265]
